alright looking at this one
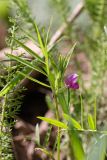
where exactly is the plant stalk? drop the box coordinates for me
[54,94,60,160]
[0,95,7,132]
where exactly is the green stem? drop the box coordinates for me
[0,50,12,133]
[54,95,59,120]
[54,94,60,160]
[80,93,84,129]
[94,97,96,129]
[35,148,55,160]
[57,127,60,160]
[45,55,49,75]
[0,95,7,132]
[67,88,70,108]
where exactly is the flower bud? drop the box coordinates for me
[65,73,79,90]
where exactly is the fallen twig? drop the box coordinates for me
[48,1,84,49]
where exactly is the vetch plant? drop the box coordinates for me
[0,6,83,158]
[0,0,107,159]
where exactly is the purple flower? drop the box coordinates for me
[65,73,79,90]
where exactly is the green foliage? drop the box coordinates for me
[88,114,95,130]
[43,125,52,147]
[68,130,85,160]
[37,116,68,129]
[0,131,13,160]
[7,54,46,75]
[63,113,82,130]
[86,0,105,23]
[0,3,27,157]
[85,0,107,36]
[0,81,25,159]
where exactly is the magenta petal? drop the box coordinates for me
[65,73,79,90]
[69,82,79,90]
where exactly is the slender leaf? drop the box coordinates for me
[20,27,37,43]
[88,114,95,130]
[0,67,31,97]
[45,17,53,46]
[63,113,82,130]
[33,22,48,58]
[7,54,47,76]
[46,95,55,110]
[35,148,53,158]
[37,116,68,129]
[0,54,44,97]
[43,126,52,147]
[80,94,84,128]
[63,43,76,70]
[48,72,55,90]
[94,97,97,129]
[58,93,69,114]
[18,71,50,88]
[35,124,40,146]
[68,129,85,160]
[14,38,44,63]
[68,118,85,160]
